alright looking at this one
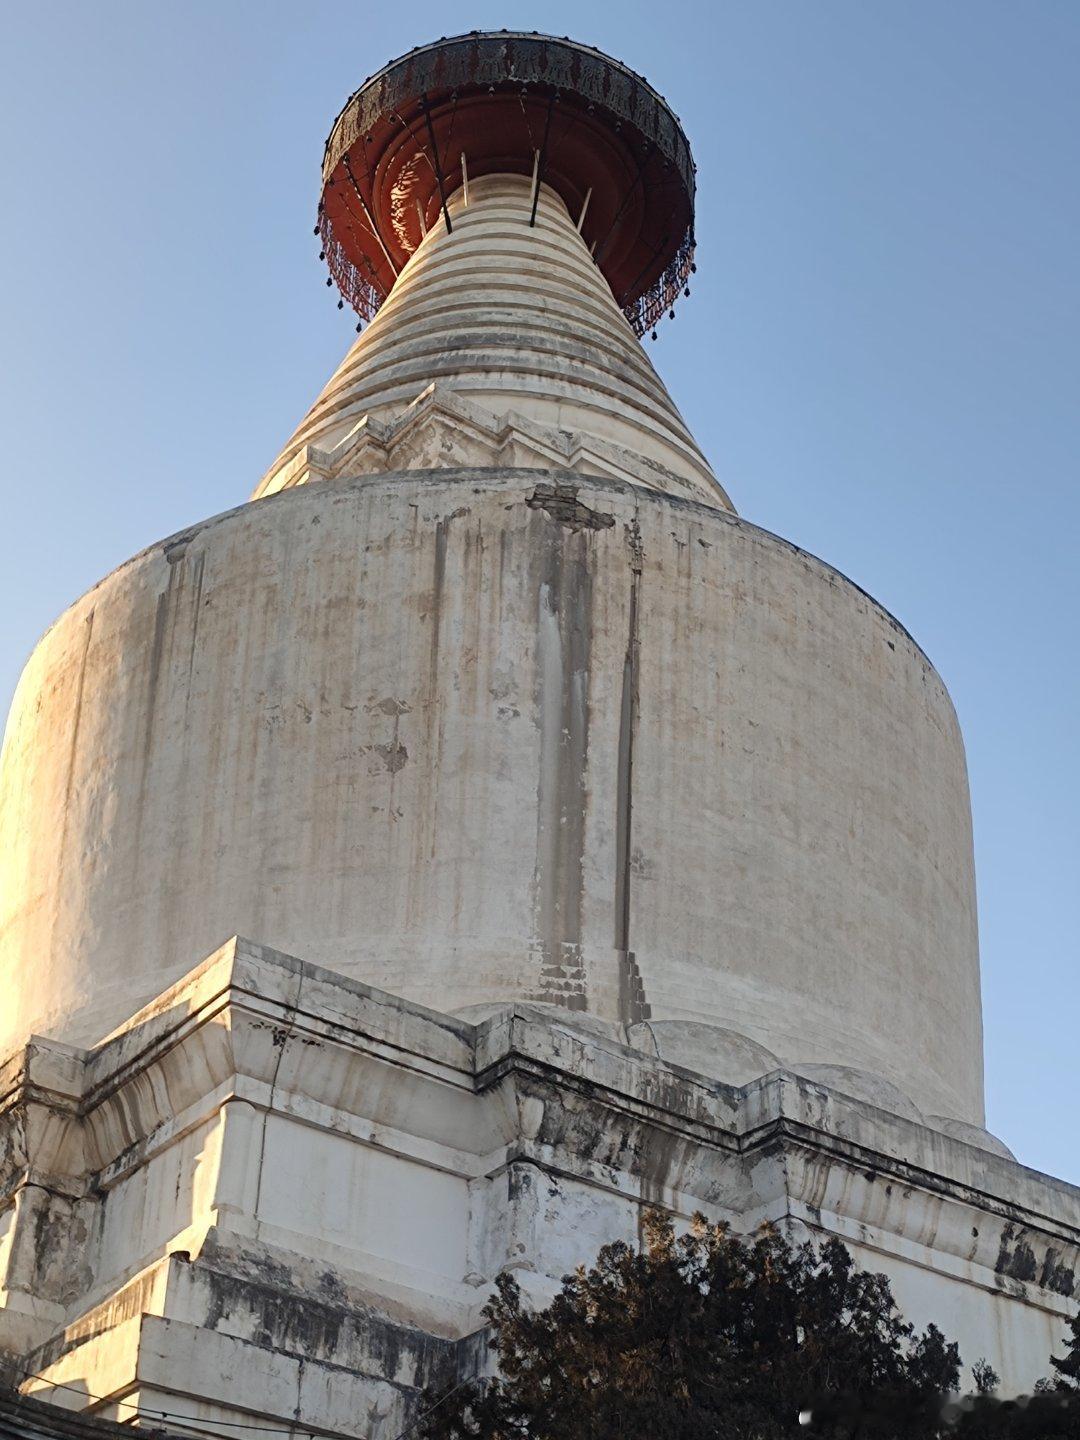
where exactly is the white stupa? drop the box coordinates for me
[0,33,1075,1434]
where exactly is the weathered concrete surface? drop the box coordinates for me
[254,175,729,508]
[1,943,1075,1438]
[0,467,981,1123]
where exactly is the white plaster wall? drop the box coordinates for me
[846,1239,1069,1397]
[0,471,982,1122]
[95,1118,221,1290]
[257,1115,470,1283]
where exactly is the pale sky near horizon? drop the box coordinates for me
[2,2,1077,1185]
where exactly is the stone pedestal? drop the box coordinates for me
[2,939,1075,1437]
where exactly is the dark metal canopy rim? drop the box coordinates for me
[317,31,698,338]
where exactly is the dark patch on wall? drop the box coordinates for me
[527,483,616,533]
[29,1189,92,1306]
[421,510,454,861]
[618,950,650,1027]
[365,740,409,774]
[615,517,650,1025]
[185,551,206,689]
[53,608,96,922]
[530,507,594,1010]
[1039,1247,1076,1297]
[637,1126,684,1209]
[995,1223,1038,1283]
[429,515,450,692]
[164,534,196,564]
[193,1250,454,1388]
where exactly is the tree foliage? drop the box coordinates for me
[946,1309,1080,1440]
[419,1213,964,1440]
[1049,1310,1080,1392]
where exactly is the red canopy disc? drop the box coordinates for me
[318,31,697,336]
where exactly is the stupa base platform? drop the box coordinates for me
[1,939,1076,1437]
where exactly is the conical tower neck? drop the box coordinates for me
[255,175,731,509]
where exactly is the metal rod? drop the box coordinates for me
[575,187,592,233]
[460,152,469,206]
[421,95,453,234]
[334,203,384,285]
[342,154,400,277]
[529,93,556,227]
[415,198,428,238]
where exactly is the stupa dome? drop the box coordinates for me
[0,34,983,1128]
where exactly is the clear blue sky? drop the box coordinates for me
[2,3,1077,1183]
